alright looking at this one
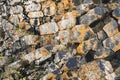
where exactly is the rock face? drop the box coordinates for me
[0,0,120,80]
[103,20,119,37]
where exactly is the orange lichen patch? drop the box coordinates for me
[19,22,30,30]
[88,61,98,70]
[78,25,90,40]
[62,11,78,19]
[50,1,56,15]
[53,15,62,22]
[57,2,65,14]
[28,11,43,18]
[47,73,56,80]
[25,24,30,31]
[43,0,56,16]
[61,0,69,9]
[40,34,56,46]
[19,22,25,29]
[94,52,109,59]
[113,43,120,52]
[62,65,68,71]
[9,15,13,20]
[61,72,69,79]
[77,41,86,55]
[81,65,89,75]
[34,35,39,46]
[69,0,76,9]
[40,48,50,56]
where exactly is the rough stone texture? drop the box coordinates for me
[39,21,58,35]
[0,0,120,80]
[25,1,41,12]
[103,32,120,52]
[97,30,107,41]
[8,0,22,5]
[57,11,76,30]
[28,11,43,18]
[57,30,70,45]
[79,60,116,80]
[103,20,119,37]
[80,6,109,26]
[21,47,51,63]
[43,0,56,16]
[21,35,38,46]
[113,7,120,20]
[10,5,23,14]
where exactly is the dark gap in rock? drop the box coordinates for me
[85,50,96,62]
[102,0,110,4]
[108,11,120,32]
[45,45,54,51]
[0,41,3,47]
[115,77,120,80]
[67,71,72,77]
[89,19,104,33]
[109,10,118,21]
[106,50,120,79]
[0,27,5,39]
[76,16,80,25]
[73,0,81,6]
[89,19,100,28]
[118,24,120,32]
[105,50,120,70]
[39,54,55,65]
[92,0,101,4]
[70,43,80,49]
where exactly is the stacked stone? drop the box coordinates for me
[0,0,120,80]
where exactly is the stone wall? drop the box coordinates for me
[0,0,120,80]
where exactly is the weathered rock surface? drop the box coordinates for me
[0,0,120,79]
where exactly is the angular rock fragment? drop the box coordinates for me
[103,32,120,52]
[94,47,113,59]
[21,35,38,46]
[43,0,56,16]
[57,30,70,45]
[10,5,23,14]
[71,24,95,43]
[28,11,43,18]
[19,21,31,30]
[39,22,58,35]
[40,34,57,46]
[0,57,8,67]
[57,11,76,30]
[9,15,20,25]
[112,7,120,20]
[103,20,119,37]
[77,38,99,55]
[54,50,72,64]
[107,3,120,10]
[8,0,21,5]
[80,6,109,26]
[6,60,22,69]
[62,57,78,71]
[21,47,51,63]
[24,1,41,12]
[79,60,116,80]
[30,18,40,26]
[97,30,107,41]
